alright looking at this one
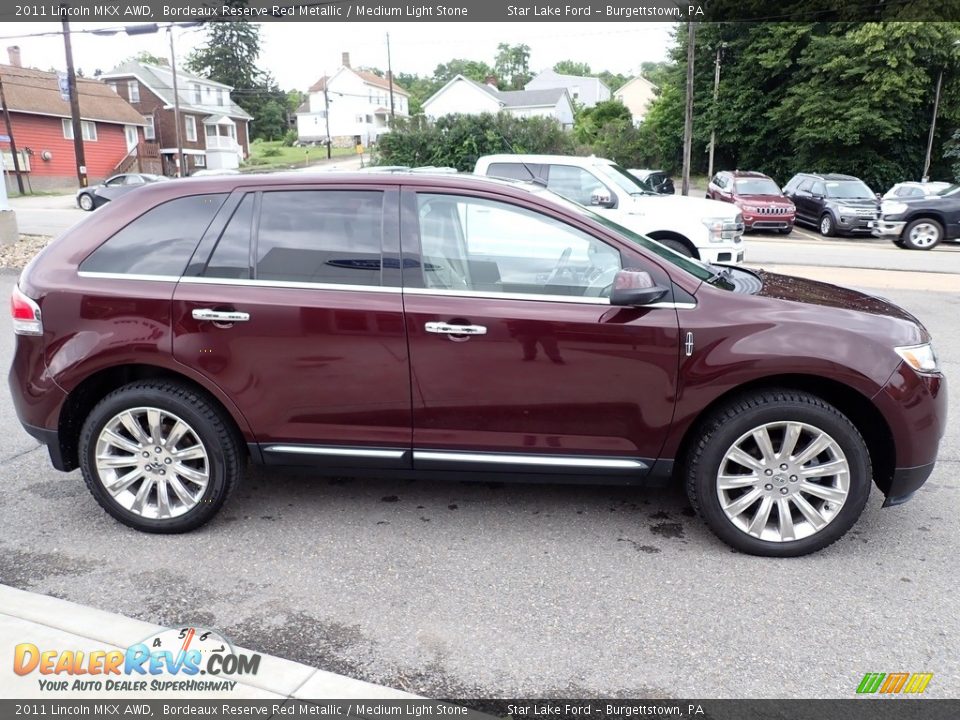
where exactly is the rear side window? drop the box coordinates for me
[204,195,254,279]
[81,194,227,276]
[486,162,544,182]
[255,190,384,285]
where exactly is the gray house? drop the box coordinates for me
[525,69,611,108]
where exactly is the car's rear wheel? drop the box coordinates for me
[819,213,835,236]
[78,193,94,211]
[660,238,694,257]
[79,381,242,533]
[684,390,871,557]
[903,218,943,250]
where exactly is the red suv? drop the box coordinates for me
[8,173,946,556]
[707,170,796,233]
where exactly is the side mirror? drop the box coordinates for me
[610,270,669,307]
[590,191,616,208]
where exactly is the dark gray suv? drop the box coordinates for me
[783,173,879,236]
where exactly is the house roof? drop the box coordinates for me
[100,61,252,120]
[615,75,659,96]
[308,67,410,97]
[526,69,611,95]
[431,76,569,110]
[0,63,146,125]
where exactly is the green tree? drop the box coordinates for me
[574,99,633,144]
[494,43,532,90]
[553,60,592,76]
[123,51,168,66]
[433,59,493,84]
[598,70,630,93]
[256,100,286,141]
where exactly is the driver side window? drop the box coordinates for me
[415,194,621,298]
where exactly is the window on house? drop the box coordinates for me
[193,84,202,103]
[143,116,155,140]
[206,87,212,99]
[217,89,224,106]
[107,82,118,94]
[62,119,98,141]
[185,116,197,142]
[194,154,206,167]
[127,80,139,103]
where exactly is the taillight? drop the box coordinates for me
[11,286,42,336]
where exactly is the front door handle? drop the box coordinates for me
[192,308,250,323]
[425,322,487,336]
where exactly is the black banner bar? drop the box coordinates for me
[2,0,960,23]
[1,700,959,720]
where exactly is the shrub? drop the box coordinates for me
[281,129,298,147]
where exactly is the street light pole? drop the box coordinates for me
[707,44,722,182]
[681,21,696,196]
[922,68,944,182]
[386,32,395,120]
[323,73,332,159]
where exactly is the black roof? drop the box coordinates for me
[796,172,862,182]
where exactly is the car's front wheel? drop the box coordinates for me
[659,238,694,257]
[903,218,943,250]
[685,390,871,556]
[819,213,835,236]
[79,381,242,533]
[78,193,94,211]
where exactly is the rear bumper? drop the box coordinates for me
[882,463,936,507]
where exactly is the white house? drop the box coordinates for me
[297,52,409,147]
[525,69,611,108]
[422,75,574,128]
[614,76,659,125]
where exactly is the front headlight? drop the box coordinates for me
[702,216,743,243]
[743,205,759,213]
[882,201,908,216]
[895,342,940,373]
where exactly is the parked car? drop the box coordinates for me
[782,173,879,236]
[875,183,960,250]
[475,154,745,264]
[75,173,168,211]
[628,169,675,195]
[9,172,946,556]
[706,170,795,233]
[882,181,951,200]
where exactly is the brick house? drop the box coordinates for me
[0,48,148,191]
[100,61,252,177]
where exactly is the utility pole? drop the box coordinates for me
[168,27,185,177]
[0,72,24,194]
[386,32,395,120]
[707,44,722,182]
[323,73,332,159]
[922,68,943,182]
[62,18,87,188]
[681,21,696,196]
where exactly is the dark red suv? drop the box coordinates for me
[8,173,946,556]
[707,170,796,233]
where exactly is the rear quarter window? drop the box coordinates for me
[81,194,227,276]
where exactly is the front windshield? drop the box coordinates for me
[735,178,780,195]
[937,184,960,196]
[532,187,717,284]
[602,163,657,196]
[825,181,873,199]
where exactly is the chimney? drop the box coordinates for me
[7,46,21,68]
[341,52,351,68]
[484,75,498,89]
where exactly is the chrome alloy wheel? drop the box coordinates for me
[908,221,940,248]
[716,421,850,542]
[94,407,210,519]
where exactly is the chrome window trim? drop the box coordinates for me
[264,445,406,459]
[413,450,647,470]
[76,272,694,308]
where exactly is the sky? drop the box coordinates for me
[0,21,676,89]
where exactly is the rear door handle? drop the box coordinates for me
[425,322,487,336]
[192,308,250,323]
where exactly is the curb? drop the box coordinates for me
[0,584,420,700]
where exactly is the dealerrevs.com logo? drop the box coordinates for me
[13,627,260,693]
[856,672,934,695]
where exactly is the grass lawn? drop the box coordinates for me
[244,140,355,171]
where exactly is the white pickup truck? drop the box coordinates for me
[474,154,745,264]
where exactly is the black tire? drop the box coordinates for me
[779,226,793,235]
[660,238,695,257]
[684,390,871,557]
[893,239,906,248]
[79,380,242,533]
[78,193,94,211]
[819,213,835,237]
[902,218,943,251]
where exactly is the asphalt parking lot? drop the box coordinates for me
[0,221,958,699]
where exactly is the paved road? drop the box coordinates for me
[1,269,956,699]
